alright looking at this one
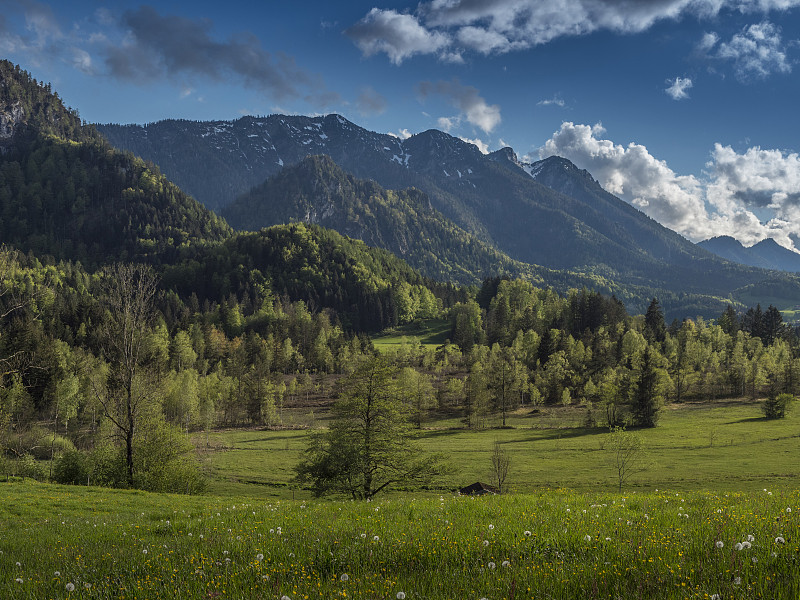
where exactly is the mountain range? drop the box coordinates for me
[98,114,800,318]
[698,236,800,273]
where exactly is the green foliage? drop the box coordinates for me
[52,449,89,485]
[763,392,794,419]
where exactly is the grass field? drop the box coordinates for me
[370,319,451,351]
[199,397,800,498]
[1,481,798,599]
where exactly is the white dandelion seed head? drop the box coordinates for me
[84,583,91,589]
[488,524,494,530]
[396,593,406,600]
[256,553,264,561]
[281,596,291,600]
[15,562,20,567]
[747,534,755,542]
[734,577,742,585]
[715,541,724,548]
[787,508,792,513]
[742,541,751,549]
[584,535,591,542]
[775,536,786,544]
[752,557,758,563]
[142,549,148,554]
[15,578,23,584]
[735,543,743,551]
[65,582,75,592]
[711,595,720,600]
[360,533,366,538]
[340,573,349,582]
[483,540,489,547]
[524,530,532,537]
[487,561,496,570]
[502,560,510,567]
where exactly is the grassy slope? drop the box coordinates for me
[1,480,798,599]
[199,398,800,499]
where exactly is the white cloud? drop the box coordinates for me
[417,79,501,134]
[388,128,413,139]
[537,95,566,107]
[345,8,450,65]
[348,1,800,64]
[539,121,800,249]
[459,136,489,154]
[665,76,693,100]
[437,115,459,131]
[714,21,791,79]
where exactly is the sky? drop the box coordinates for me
[3,0,800,250]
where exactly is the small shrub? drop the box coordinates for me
[763,392,794,419]
[53,450,89,485]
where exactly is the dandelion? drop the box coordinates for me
[66,582,75,592]
[281,596,291,600]
[735,543,743,551]
[396,593,406,600]
[142,549,148,554]
[84,583,92,589]
[733,577,742,586]
[752,557,758,563]
[524,530,531,537]
[488,524,494,530]
[584,535,591,542]
[54,571,61,577]
[711,595,720,600]
[340,573,349,582]
[501,560,510,568]
[742,541,751,550]
[487,561,496,570]
[483,540,489,547]
[787,508,792,513]
[373,535,380,542]
[360,533,366,539]
[15,578,23,584]
[775,536,786,544]
[256,553,264,561]
[747,534,754,542]
[15,562,20,567]
[715,541,724,549]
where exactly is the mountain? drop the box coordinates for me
[221,154,558,286]
[98,114,800,317]
[0,60,230,266]
[698,236,800,272]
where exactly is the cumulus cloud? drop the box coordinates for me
[388,128,414,139]
[665,76,693,100]
[348,0,800,64]
[345,8,450,64]
[417,79,501,134]
[459,136,490,154]
[714,21,791,79]
[539,121,800,249]
[355,86,387,116]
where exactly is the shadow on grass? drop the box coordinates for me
[726,416,768,424]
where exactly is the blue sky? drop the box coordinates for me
[3,0,800,249]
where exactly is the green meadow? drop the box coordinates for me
[200,397,800,498]
[1,481,798,599]
[3,397,800,599]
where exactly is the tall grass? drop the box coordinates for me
[1,481,797,599]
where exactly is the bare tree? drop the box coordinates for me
[607,426,647,492]
[93,263,159,486]
[490,439,511,493]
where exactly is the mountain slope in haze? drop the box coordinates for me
[0,60,230,266]
[221,154,556,286]
[97,113,800,318]
[699,236,800,272]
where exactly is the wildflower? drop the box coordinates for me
[84,583,91,589]
[775,536,786,544]
[15,562,20,567]
[396,593,406,600]
[281,596,291,600]
[488,524,494,530]
[742,541,751,549]
[501,560,510,568]
[15,578,23,584]
[584,535,591,542]
[733,577,741,586]
[787,508,792,513]
[483,540,489,547]
[746,534,754,542]
[373,535,380,542]
[752,557,758,563]
[142,549,148,554]
[66,582,75,592]
[360,533,366,539]
[256,553,264,561]
[715,541,724,549]
[487,561,496,570]
[340,573,349,582]
[524,530,532,537]
[711,595,720,600]
[735,543,743,551]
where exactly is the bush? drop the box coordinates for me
[53,450,89,485]
[763,392,794,419]
[17,454,46,481]
[30,433,77,460]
